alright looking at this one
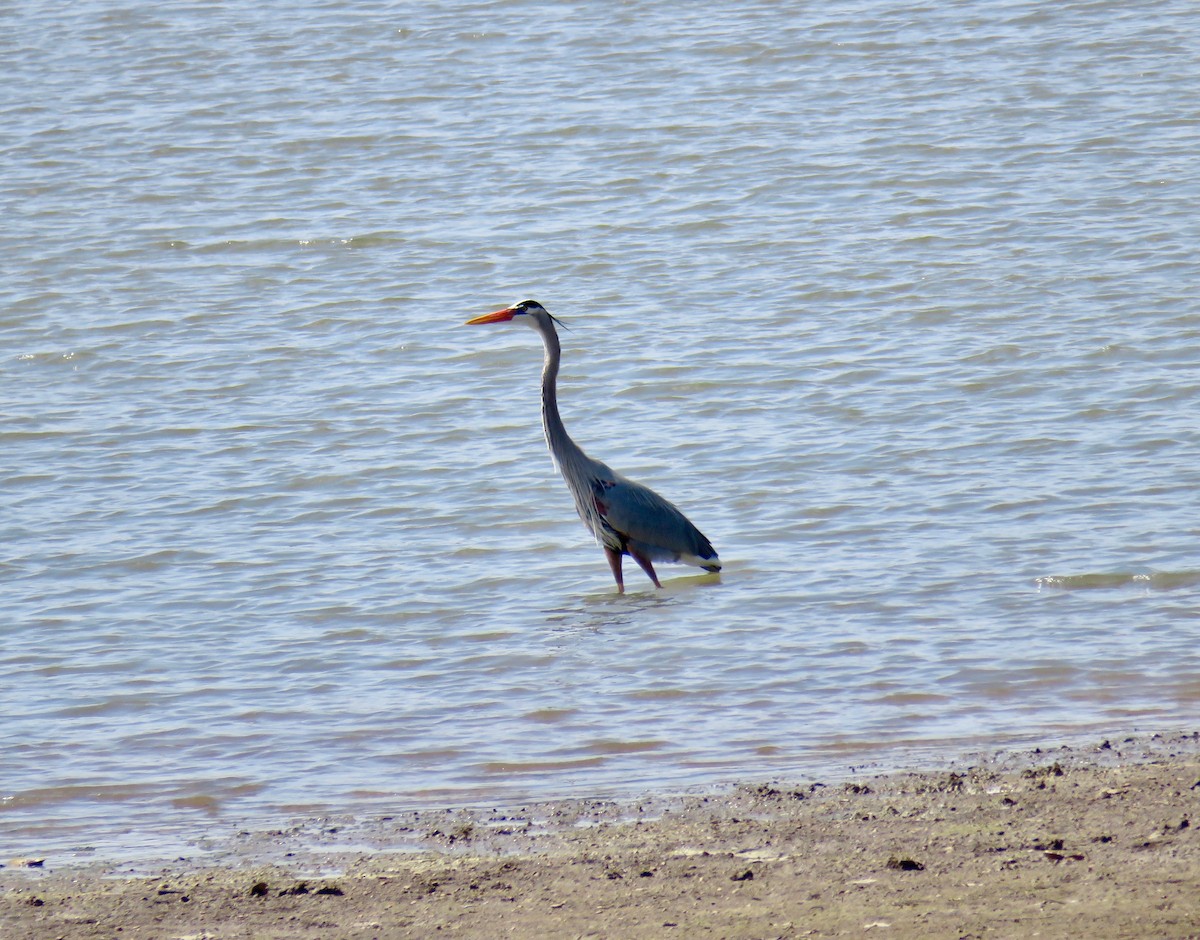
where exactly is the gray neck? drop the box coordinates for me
[534,317,592,478]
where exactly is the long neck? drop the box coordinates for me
[536,319,591,476]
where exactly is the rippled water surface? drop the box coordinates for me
[4,0,1200,858]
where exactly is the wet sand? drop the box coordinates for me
[3,731,1198,939]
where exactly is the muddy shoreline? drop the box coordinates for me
[4,731,1198,938]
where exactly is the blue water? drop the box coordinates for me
[3,0,1198,860]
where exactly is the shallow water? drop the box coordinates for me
[4,0,1199,859]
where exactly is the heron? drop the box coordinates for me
[465,299,721,592]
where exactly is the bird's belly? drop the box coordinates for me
[573,496,622,550]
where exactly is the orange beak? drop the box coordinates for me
[465,306,516,325]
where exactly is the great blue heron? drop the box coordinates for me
[465,299,721,592]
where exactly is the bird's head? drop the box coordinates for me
[465,299,567,331]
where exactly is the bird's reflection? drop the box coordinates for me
[542,586,674,638]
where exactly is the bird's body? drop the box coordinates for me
[466,299,721,592]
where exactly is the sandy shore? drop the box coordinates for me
[3,731,1198,939]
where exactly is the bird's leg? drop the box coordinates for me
[628,547,663,589]
[604,546,625,593]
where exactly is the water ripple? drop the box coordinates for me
[4,0,1200,858]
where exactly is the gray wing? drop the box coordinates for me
[592,475,719,567]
